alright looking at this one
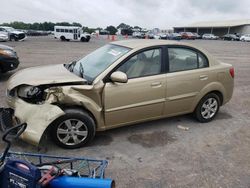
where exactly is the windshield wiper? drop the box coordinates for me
[64,61,77,72]
[79,63,85,78]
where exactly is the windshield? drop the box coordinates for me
[68,44,130,82]
[5,27,15,32]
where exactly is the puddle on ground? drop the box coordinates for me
[127,131,176,148]
[216,112,233,120]
[90,134,113,146]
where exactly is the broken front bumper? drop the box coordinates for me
[0,98,65,146]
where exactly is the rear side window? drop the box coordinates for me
[168,48,208,72]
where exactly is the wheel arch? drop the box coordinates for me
[191,82,225,112]
[45,104,97,134]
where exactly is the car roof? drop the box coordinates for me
[111,39,198,49]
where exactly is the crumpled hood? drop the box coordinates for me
[7,64,85,90]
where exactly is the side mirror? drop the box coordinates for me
[110,71,128,83]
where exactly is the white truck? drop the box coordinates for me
[0,26,26,41]
[54,26,91,42]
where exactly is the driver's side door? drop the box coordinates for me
[103,48,166,128]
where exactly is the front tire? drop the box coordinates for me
[194,93,220,123]
[51,109,96,149]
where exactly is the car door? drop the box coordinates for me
[103,47,166,128]
[164,46,211,116]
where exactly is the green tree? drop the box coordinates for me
[106,25,117,35]
[117,23,131,29]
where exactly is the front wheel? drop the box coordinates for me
[51,109,96,149]
[194,93,220,123]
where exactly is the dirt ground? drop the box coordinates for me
[0,36,250,188]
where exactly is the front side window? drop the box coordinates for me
[117,48,162,79]
[168,48,208,72]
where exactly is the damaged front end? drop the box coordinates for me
[1,83,104,147]
[0,98,65,146]
[1,64,104,147]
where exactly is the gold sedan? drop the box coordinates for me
[2,40,234,148]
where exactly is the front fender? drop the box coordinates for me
[46,86,104,130]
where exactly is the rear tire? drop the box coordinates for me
[194,93,220,123]
[81,37,86,42]
[51,109,96,149]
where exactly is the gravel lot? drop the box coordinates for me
[0,36,250,188]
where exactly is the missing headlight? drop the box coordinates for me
[18,86,44,104]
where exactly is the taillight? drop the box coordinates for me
[229,67,234,78]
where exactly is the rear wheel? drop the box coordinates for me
[81,37,86,42]
[51,109,96,149]
[194,93,220,123]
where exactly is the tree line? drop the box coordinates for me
[1,21,143,35]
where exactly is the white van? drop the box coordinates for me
[54,26,91,42]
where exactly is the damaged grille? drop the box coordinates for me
[0,108,15,131]
[18,33,26,40]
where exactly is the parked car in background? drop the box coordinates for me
[1,40,234,148]
[159,33,168,39]
[202,34,219,40]
[240,34,250,42]
[168,33,182,40]
[222,34,240,41]
[132,32,144,38]
[180,32,196,40]
[0,33,8,42]
[0,26,26,41]
[0,44,19,73]
[145,32,155,39]
[193,33,201,39]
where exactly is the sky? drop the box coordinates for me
[1,0,250,29]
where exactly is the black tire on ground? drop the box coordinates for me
[81,37,86,42]
[60,36,66,41]
[86,36,90,42]
[51,109,96,149]
[194,93,220,123]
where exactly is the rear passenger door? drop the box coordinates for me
[164,46,211,116]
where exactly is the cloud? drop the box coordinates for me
[0,0,249,29]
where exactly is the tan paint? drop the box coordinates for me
[5,40,234,146]
[14,98,65,146]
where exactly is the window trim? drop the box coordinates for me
[103,45,167,83]
[166,45,209,73]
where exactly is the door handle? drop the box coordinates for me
[199,75,208,80]
[151,82,162,87]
